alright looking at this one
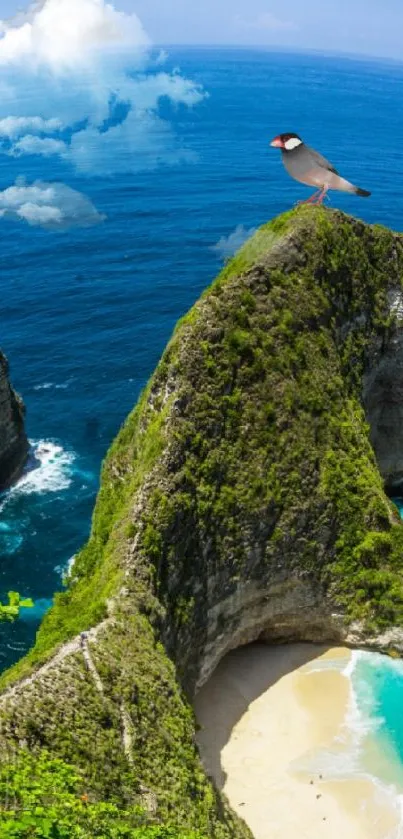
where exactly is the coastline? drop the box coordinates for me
[195,643,401,839]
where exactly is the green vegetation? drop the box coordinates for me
[132,207,403,630]
[1,206,403,837]
[0,751,204,838]
[0,613,246,836]
[0,592,33,622]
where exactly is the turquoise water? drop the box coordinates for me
[358,496,403,795]
[353,652,403,781]
[394,499,403,519]
[294,650,403,835]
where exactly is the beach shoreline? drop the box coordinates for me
[194,643,400,839]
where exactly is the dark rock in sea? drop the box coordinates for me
[2,207,403,836]
[0,350,28,490]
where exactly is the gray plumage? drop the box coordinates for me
[270,133,371,198]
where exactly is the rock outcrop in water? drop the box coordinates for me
[2,208,403,836]
[0,350,28,490]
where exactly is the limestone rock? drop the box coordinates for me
[0,350,28,489]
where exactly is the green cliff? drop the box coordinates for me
[2,207,403,837]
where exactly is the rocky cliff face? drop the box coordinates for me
[1,208,403,837]
[362,288,403,492]
[0,351,28,489]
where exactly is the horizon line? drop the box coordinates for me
[154,43,403,66]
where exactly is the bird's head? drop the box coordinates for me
[270,133,303,151]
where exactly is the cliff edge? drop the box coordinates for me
[0,350,28,490]
[1,207,403,836]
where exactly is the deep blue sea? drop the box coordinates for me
[3,46,403,821]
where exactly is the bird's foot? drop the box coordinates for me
[314,189,329,206]
[295,190,322,206]
[296,188,329,207]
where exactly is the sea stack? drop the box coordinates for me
[0,350,28,490]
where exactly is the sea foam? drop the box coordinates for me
[0,440,77,555]
[306,650,403,838]
[16,440,76,494]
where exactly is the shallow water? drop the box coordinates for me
[295,650,403,837]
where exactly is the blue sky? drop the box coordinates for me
[2,0,403,59]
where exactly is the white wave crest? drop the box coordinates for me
[34,379,73,390]
[54,553,76,579]
[11,440,76,495]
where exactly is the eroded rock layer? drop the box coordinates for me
[1,208,403,837]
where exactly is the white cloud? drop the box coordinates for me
[0,115,63,138]
[211,225,257,260]
[0,179,106,229]
[68,110,196,175]
[126,71,207,109]
[0,0,149,72]
[18,202,63,224]
[10,135,67,157]
[0,0,206,175]
[234,12,297,32]
[156,49,168,65]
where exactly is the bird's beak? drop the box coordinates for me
[270,136,283,148]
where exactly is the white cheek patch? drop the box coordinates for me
[284,137,302,150]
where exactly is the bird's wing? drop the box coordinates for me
[305,146,339,175]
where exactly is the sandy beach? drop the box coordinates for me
[194,643,399,839]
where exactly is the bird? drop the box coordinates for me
[270,132,371,204]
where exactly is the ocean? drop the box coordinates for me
[294,649,403,837]
[2,45,403,820]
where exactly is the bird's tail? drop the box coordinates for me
[354,186,371,197]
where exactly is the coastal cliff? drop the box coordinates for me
[2,207,403,836]
[0,351,28,490]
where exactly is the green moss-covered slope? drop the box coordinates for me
[1,207,403,837]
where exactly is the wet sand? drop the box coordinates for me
[194,643,399,839]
